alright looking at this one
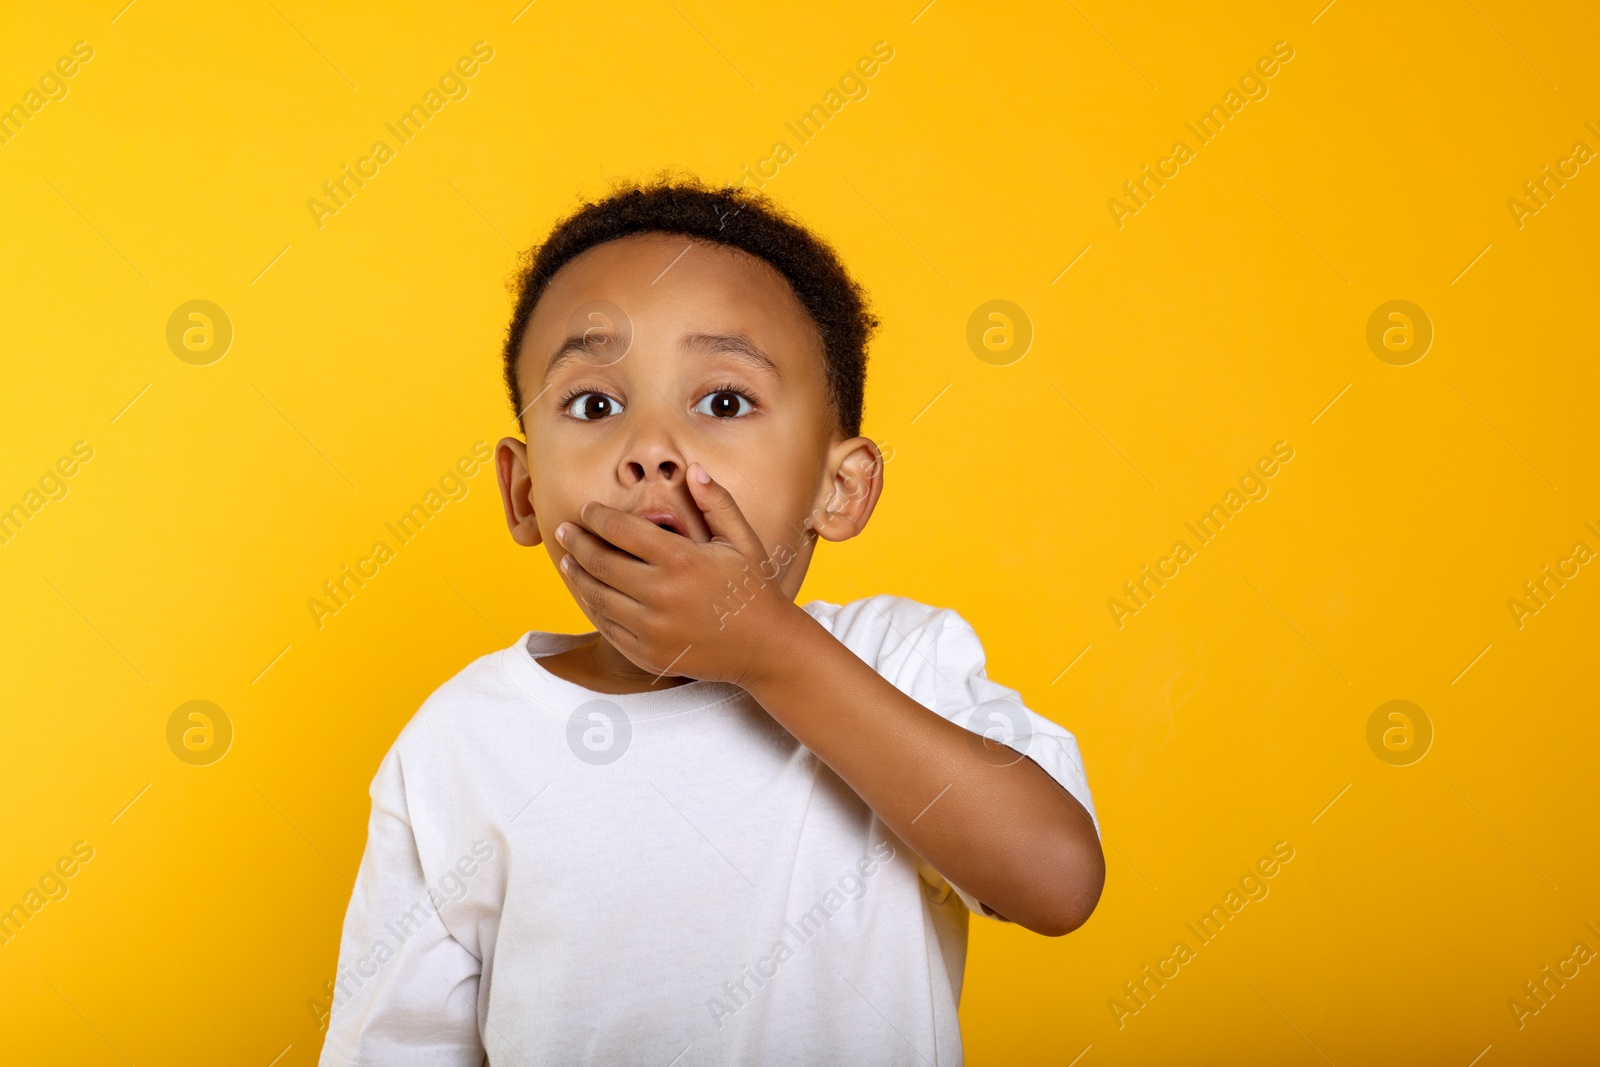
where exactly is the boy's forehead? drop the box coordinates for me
[522,234,823,363]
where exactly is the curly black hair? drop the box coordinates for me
[501,176,878,439]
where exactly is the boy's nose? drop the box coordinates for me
[618,402,688,486]
[623,458,679,484]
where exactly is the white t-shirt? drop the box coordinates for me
[318,594,1098,1066]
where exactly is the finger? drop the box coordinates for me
[686,463,765,557]
[578,502,679,566]
[558,547,647,634]
[606,627,679,681]
[557,519,653,594]
[591,610,641,653]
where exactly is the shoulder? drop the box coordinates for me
[807,592,945,641]
[402,643,519,741]
[805,593,979,679]
[373,642,525,792]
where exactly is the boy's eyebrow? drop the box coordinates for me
[542,331,624,385]
[542,330,782,384]
[680,332,782,378]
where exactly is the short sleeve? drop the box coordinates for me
[318,747,485,1066]
[916,609,1101,921]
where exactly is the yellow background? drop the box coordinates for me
[2,0,1596,1062]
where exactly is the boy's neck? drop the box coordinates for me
[536,637,694,695]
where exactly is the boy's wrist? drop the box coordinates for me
[737,598,831,695]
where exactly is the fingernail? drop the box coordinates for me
[556,523,570,543]
[693,464,710,485]
[560,554,571,573]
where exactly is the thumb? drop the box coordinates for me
[687,463,764,557]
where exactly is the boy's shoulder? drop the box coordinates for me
[806,592,956,645]
[385,642,524,761]
[806,592,988,687]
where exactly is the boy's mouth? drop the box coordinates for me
[643,514,684,536]
[634,505,700,541]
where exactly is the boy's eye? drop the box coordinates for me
[565,392,624,420]
[692,390,755,418]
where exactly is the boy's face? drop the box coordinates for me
[496,232,880,602]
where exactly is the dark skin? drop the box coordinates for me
[495,233,1104,935]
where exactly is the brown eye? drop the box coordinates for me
[693,390,754,418]
[565,393,624,420]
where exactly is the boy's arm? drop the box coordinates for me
[319,747,486,1066]
[738,605,1105,936]
[555,469,1105,937]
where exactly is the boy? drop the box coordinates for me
[319,179,1103,1065]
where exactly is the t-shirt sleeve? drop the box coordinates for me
[909,607,1101,922]
[318,746,485,1067]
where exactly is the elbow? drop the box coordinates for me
[1029,833,1106,937]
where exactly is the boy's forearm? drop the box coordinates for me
[742,606,1105,936]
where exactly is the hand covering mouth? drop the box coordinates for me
[639,511,685,536]
[632,500,709,542]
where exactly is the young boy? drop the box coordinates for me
[318,180,1104,1065]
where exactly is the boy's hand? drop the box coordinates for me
[553,462,806,689]
[556,464,1106,937]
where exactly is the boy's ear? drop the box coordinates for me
[495,437,543,547]
[811,437,884,543]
